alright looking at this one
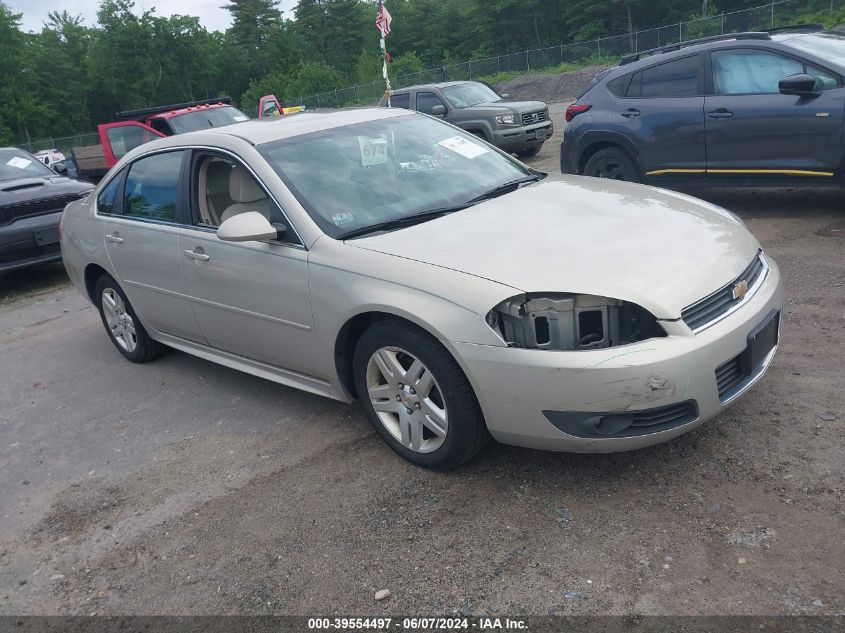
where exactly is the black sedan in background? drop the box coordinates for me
[562,26,845,190]
[0,147,92,273]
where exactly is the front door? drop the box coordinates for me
[100,150,201,341]
[98,121,165,168]
[705,48,844,179]
[612,54,707,177]
[179,151,320,377]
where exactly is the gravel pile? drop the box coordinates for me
[494,64,610,104]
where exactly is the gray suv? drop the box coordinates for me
[562,26,845,189]
[380,81,552,157]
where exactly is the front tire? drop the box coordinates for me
[94,274,163,363]
[352,318,490,469]
[583,147,640,182]
[518,145,542,158]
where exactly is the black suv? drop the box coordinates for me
[0,147,92,273]
[561,27,845,188]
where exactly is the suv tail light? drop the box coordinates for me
[565,103,592,122]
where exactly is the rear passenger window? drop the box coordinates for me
[123,151,184,222]
[640,55,700,97]
[390,93,410,109]
[607,74,633,97]
[96,173,122,215]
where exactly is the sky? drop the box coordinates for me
[8,0,299,33]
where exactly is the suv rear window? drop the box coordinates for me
[637,55,700,97]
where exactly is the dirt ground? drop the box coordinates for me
[0,104,843,617]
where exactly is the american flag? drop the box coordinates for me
[375,0,392,38]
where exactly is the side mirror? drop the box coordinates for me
[779,73,820,97]
[52,163,68,175]
[430,104,446,116]
[499,93,510,99]
[217,211,279,242]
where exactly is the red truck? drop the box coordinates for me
[72,95,289,181]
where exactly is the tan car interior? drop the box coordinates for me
[197,158,271,227]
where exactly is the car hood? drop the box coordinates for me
[0,175,92,204]
[461,100,546,115]
[348,176,761,319]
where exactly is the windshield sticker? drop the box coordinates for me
[6,156,32,169]
[233,115,249,121]
[437,136,488,159]
[358,136,388,166]
[331,211,356,227]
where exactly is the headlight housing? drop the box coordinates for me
[494,113,516,125]
[486,293,666,351]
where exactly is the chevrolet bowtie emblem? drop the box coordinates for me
[732,279,749,300]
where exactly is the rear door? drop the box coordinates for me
[613,54,707,177]
[704,47,844,179]
[100,150,202,342]
[98,122,165,168]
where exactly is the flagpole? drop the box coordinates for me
[378,0,392,106]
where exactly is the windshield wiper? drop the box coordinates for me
[466,175,542,205]
[339,206,469,240]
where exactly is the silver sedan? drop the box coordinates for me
[60,108,783,469]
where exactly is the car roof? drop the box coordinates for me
[605,28,840,79]
[134,107,415,150]
[153,103,235,120]
[392,81,473,93]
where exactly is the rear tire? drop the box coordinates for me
[352,318,490,469]
[583,147,640,182]
[94,274,164,363]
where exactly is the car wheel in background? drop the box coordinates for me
[94,274,164,363]
[518,146,542,158]
[583,147,640,182]
[352,318,490,469]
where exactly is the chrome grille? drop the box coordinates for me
[521,110,546,126]
[0,192,87,226]
[682,251,766,332]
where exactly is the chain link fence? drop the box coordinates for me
[285,0,845,109]
[17,0,845,150]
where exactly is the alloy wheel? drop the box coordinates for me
[101,288,138,353]
[366,346,448,453]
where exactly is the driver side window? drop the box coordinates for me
[711,49,835,95]
[192,153,298,244]
[415,92,446,115]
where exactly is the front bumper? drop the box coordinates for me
[452,259,784,452]
[0,211,63,273]
[492,121,553,152]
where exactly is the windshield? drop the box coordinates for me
[258,113,532,238]
[441,83,502,109]
[168,106,250,134]
[0,148,55,181]
[782,32,845,63]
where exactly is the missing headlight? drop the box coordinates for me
[487,294,666,351]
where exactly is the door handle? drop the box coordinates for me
[105,232,124,244]
[620,108,641,118]
[706,109,734,119]
[184,248,210,262]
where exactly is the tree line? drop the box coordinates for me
[1,0,842,144]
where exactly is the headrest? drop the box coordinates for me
[229,166,266,203]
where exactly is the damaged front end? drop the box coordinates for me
[486,293,666,351]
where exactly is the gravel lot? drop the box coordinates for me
[0,103,843,617]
